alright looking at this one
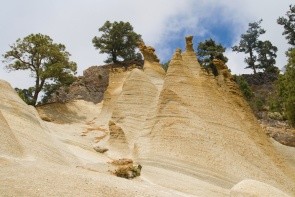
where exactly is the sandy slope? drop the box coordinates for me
[0,80,190,197]
[1,37,295,196]
[107,41,295,195]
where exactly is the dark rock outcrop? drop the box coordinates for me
[48,61,144,104]
[49,66,109,103]
[265,125,295,147]
[242,72,278,86]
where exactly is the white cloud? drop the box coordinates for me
[0,0,293,88]
[211,0,292,74]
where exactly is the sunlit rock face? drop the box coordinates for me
[108,36,295,195]
[0,80,71,164]
[0,36,294,196]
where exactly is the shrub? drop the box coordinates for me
[114,164,142,179]
[235,75,254,100]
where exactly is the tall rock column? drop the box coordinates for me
[109,42,165,156]
[182,35,204,76]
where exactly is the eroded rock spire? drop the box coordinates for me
[172,48,182,61]
[138,41,160,63]
[185,35,194,52]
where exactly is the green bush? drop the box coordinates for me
[268,112,285,121]
[250,97,266,112]
[235,76,254,100]
[286,97,295,126]
[276,49,295,126]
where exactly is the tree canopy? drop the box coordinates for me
[92,21,142,63]
[256,40,278,73]
[232,19,266,74]
[232,19,278,74]
[2,33,77,106]
[277,49,295,126]
[277,5,295,47]
[197,38,228,76]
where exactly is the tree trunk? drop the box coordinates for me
[112,52,117,63]
[252,65,257,74]
[249,50,257,74]
[32,78,45,106]
[32,90,39,106]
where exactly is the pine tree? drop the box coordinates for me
[232,20,265,74]
[2,34,77,106]
[197,38,228,76]
[92,21,142,63]
[277,5,295,47]
[256,40,278,73]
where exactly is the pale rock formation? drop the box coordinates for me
[37,100,102,124]
[138,41,165,91]
[138,41,160,63]
[111,69,159,147]
[0,80,72,164]
[0,80,186,197]
[212,58,241,96]
[107,36,295,195]
[128,36,294,195]
[93,145,108,153]
[230,179,291,197]
[1,35,295,196]
[185,35,194,52]
[213,58,233,82]
[182,35,203,77]
[97,67,139,125]
[108,120,129,152]
[0,81,23,157]
[108,42,166,153]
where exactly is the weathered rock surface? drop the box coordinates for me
[0,81,24,157]
[0,80,73,164]
[0,36,294,196]
[230,179,291,197]
[49,65,109,103]
[93,145,108,153]
[265,125,295,147]
[0,81,184,197]
[104,36,295,195]
[49,61,144,104]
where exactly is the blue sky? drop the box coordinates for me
[0,0,294,89]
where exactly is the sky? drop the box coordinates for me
[0,0,293,89]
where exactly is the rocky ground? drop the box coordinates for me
[240,72,295,147]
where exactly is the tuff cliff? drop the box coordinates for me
[101,36,295,195]
[0,36,294,196]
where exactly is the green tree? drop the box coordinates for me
[2,33,77,106]
[197,38,228,76]
[41,72,76,104]
[277,5,295,47]
[256,40,279,73]
[277,49,295,126]
[232,19,266,74]
[15,87,35,105]
[92,21,142,63]
[234,75,253,100]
